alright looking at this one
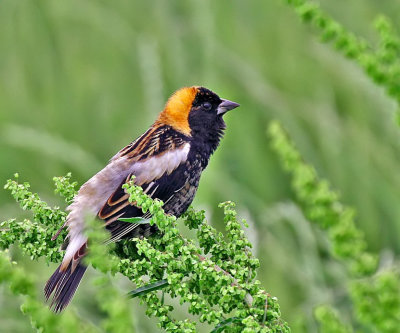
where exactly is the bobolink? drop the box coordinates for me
[45,86,239,312]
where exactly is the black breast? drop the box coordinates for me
[162,151,205,217]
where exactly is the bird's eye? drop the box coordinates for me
[203,102,212,110]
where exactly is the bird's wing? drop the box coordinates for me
[100,160,188,243]
[58,124,190,270]
[99,124,191,241]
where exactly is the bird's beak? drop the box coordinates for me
[217,99,240,115]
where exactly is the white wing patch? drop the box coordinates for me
[131,143,190,185]
[60,142,190,270]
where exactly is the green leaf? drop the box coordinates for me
[211,317,241,333]
[127,279,169,298]
[118,217,149,224]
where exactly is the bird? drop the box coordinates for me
[44,86,239,312]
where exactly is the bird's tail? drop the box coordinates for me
[44,261,87,312]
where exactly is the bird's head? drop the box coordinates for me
[157,86,239,139]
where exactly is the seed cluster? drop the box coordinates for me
[1,173,289,332]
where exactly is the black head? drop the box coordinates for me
[188,87,239,153]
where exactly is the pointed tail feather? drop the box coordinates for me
[44,261,87,312]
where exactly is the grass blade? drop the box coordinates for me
[211,317,241,333]
[118,217,149,224]
[127,279,169,298]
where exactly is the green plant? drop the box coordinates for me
[0,250,97,333]
[1,173,289,332]
[268,121,400,332]
[1,173,134,332]
[272,2,400,331]
[284,0,400,118]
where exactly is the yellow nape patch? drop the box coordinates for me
[157,86,199,136]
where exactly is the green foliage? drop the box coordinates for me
[0,250,97,333]
[268,121,400,332]
[1,174,67,263]
[313,306,351,333]
[351,271,400,333]
[93,275,134,333]
[2,174,289,332]
[114,178,289,332]
[284,0,400,112]
[279,2,400,331]
[268,122,377,277]
[2,175,135,333]
[53,173,78,204]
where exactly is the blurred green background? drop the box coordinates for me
[1,0,400,331]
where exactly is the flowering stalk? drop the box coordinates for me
[2,173,289,332]
[284,0,400,118]
[268,121,400,332]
